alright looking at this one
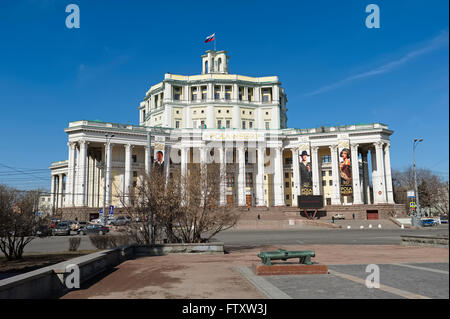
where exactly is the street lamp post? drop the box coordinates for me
[102,134,114,226]
[413,138,423,224]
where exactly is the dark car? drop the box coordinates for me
[35,225,53,237]
[78,224,110,235]
[53,222,71,236]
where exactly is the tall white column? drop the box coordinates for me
[362,150,371,204]
[50,174,56,211]
[77,140,88,207]
[181,146,188,178]
[373,142,387,204]
[105,143,113,207]
[371,147,378,203]
[256,146,266,206]
[219,147,226,206]
[207,83,213,102]
[351,144,363,204]
[124,143,133,206]
[207,105,214,128]
[311,146,321,195]
[384,142,395,204]
[58,174,64,208]
[67,142,76,206]
[232,84,239,102]
[254,87,260,103]
[291,148,300,206]
[273,146,285,206]
[237,146,246,206]
[330,145,341,205]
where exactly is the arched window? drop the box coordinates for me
[205,61,208,73]
[218,58,222,72]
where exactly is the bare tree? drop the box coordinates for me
[123,163,240,244]
[392,167,449,217]
[0,185,50,260]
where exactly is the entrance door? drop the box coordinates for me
[246,195,252,207]
[227,195,233,206]
[366,210,379,220]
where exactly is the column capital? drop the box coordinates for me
[385,142,391,150]
[124,143,134,150]
[350,143,359,149]
[79,139,89,147]
[374,141,384,148]
[311,146,320,152]
[67,141,76,149]
[329,144,338,151]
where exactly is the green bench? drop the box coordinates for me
[257,249,315,266]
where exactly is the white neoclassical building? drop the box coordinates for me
[50,50,402,220]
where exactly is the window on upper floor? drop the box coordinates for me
[175,121,180,128]
[217,120,222,128]
[321,155,331,163]
[132,155,137,163]
[226,120,230,128]
[214,86,220,100]
[249,121,253,129]
[242,121,246,129]
[265,122,270,129]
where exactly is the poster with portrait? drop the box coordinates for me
[153,135,165,168]
[298,143,312,195]
[338,140,353,196]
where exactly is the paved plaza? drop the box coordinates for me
[61,244,449,299]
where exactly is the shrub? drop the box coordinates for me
[88,234,135,250]
[69,237,81,251]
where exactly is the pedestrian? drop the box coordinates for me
[257,214,261,221]
[352,213,355,220]
[332,216,335,223]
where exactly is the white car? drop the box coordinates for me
[333,213,345,220]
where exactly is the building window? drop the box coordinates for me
[264,175,266,181]
[214,86,220,100]
[265,122,270,129]
[242,110,245,114]
[202,92,207,100]
[218,110,221,113]
[322,171,326,177]
[285,182,290,188]
[263,95,269,102]
[249,121,253,129]
[329,180,333,186]
[200,120,205,128]
[176,110,179,114]
[329,170,332,176]
[226,120,230,128]
[321,155,331,163]
[217,120,222,128]
[284,172,289,178]
[175,121,180,128]
[245,172,253,187]
[226,110,230,113]
[226,173,234,187]
[201,110,204,113]
[133,171,138,177]
[132,155,137,163]
[326,198,331,205]
[266,112,269,115]
[322,180,326,187]
[286,194,290,200]
[249,111,252,115]
[242,121,246,129]
[285,158,292,165]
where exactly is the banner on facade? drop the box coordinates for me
[154,135,165,167]
[338,140,353,196]
[298,143,312,195]
[202,131,264,142]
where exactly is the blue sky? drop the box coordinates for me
[0,0,448,190]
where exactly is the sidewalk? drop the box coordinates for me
[61,244,448,299]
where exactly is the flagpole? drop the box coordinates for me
[214,35,216,51]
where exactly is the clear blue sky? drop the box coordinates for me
[0,0,448,190]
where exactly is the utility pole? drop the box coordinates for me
[102,134,114,226]
[147,129,152,244]
[413,138,423,225]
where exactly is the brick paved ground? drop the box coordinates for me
[61,244,448,299]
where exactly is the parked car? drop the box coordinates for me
[78,224,110,235]
[111,216,130,226]
[440,216,448,224]
[421,219,438,227]
[53,222,71,236]
[35,225,53,237]
[333,213,345,220]
[90,218,102,224]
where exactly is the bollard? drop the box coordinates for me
[360,225,364,229]
[369,224,372,229]
[347,225,351,229]
[378,224,382,229]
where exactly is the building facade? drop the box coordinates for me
[50,50,397,217]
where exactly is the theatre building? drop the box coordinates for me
[50,50,405,220]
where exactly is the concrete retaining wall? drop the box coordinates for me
[401,235,449,247]
[0,242,223,299]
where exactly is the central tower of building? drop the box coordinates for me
[138,50,288,130]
